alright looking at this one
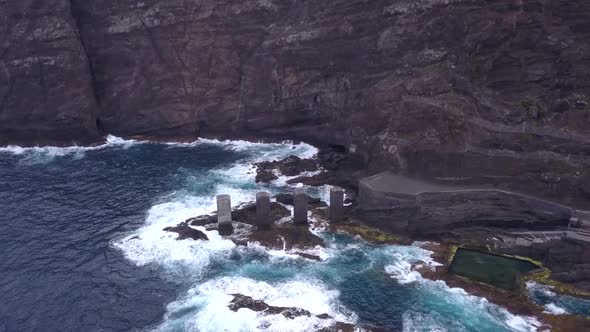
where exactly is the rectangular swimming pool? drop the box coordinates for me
[448,248,540,291]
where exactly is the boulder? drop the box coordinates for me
[255,156,318,183]
[163,222,208,241]
[274,193,327,209]
[229,294,311,319]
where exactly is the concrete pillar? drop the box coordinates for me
[330,186,344,223]
[216,194,234,235]
[293,187,308,225]
[256,191,271,228]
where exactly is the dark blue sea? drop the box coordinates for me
[1,137,585,331]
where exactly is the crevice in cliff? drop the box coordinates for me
[67,0,103,132]
[95,118,105,135]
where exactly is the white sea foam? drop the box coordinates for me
[0,135,141,164]
[111,195,236,277]
[156,276,355,332]
[526,281,557,297]
[0,135,319,167]
[543,303,568,315]
[384,244,442,284]
[197,138,318,160]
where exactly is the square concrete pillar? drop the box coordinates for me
[216,194,233,235]
[330,186,344,223]
[256,191,271,228]
[293,187,308,225]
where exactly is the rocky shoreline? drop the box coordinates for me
[156,145,590,331]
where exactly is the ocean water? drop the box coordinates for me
[0,137,545,331]
[526,282,590,316]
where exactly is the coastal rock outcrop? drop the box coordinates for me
[274,193,326,209]
[173,200,325,250]
[163,222,208,241]
[228,294,356,331]
[255,155,318,183]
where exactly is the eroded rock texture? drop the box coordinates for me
[1,0,590,206]
[0,0,100,145]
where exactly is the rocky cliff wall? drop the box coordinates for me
[0,0,100,145]
[1,0,589,206]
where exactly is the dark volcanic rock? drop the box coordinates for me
[246,224,324,250]
[4,0,590,208]
[255,155,318,183]
[357,174,573,236]
[164,222,208,241]
[231,202,291,226]
[499,237,590,291]
[410,190,573,235]
[186,214,217,227]
[0,0,101,146]
[274,193,327,209]
[294,252,321,261]
[181,200,322,250]
[229,294,311,319]
[186,202,290,228]
[255,170,279,183]
[317,147,365,172]
[228,294,356,331]
[287,171,361,192]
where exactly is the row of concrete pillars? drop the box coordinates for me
[216,187,345,235]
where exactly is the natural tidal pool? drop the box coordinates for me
[448,248,540,291]
[0,137,553,331]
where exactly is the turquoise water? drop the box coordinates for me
[526,282,590,317]
[0,137,547,331]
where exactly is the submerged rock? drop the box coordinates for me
[294,252,322,261]
[163,222,208,241]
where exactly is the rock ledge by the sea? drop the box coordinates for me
[255,155,318,183]
[165,201,325,250]
[228,294,356,331]
[163,222,208,241]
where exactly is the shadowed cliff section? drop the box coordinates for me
[1,0,590,206]
[0,0,101,146]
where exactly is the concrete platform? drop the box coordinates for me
[360,171,463,195]
[357,171,574,236]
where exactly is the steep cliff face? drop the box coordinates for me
[0,0,100,145]
[1,0,589,206]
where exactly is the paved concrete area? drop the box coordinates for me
[360,172,461,195]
